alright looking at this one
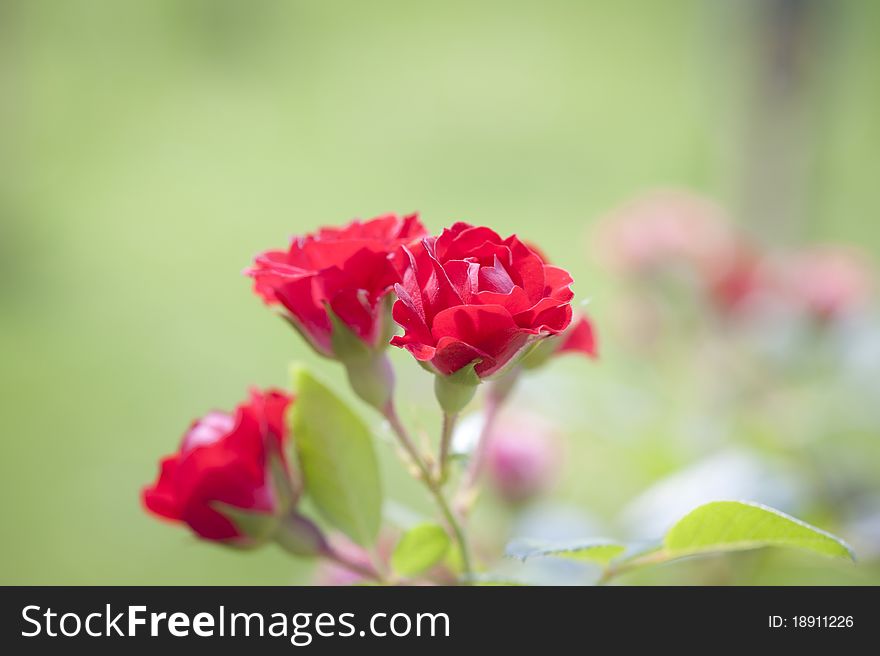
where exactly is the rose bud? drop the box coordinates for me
[247,213,427,358]
[391,222,577,412]
[706,241,767,316]
[142,389,324,554]
[484,414,561,505]
[521,313,598,369]
[247,213,427,410]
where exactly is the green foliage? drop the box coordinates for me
[506,539,626,566]
[664,501,854,561]
[290,366,382,547]
[391,523,451,577]
[507,500,854,583]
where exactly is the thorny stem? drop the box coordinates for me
[384,404,475,582]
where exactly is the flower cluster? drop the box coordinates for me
[596,189,875,325]
[143,213,596,581]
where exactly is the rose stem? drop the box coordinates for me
[596,550,670,585]
[454,375,516,517]
[321,544,384,583]
[384,403,475,581]
[437,411,458,483]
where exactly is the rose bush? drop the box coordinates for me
[143,211,853,586]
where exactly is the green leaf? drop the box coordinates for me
[290,367,382,546]
[391,523,451,576]
[505,538,626,566]
[664,501,854,561]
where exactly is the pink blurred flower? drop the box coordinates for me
[484,414,561,505]
[774,247,874,322]
[713,245,875,324]
[594,190,736,277]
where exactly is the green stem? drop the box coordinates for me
[321,543,383,583]
[597,549,670,585]
[454,376,514,517]
[384,404,475,582]
[438,412,458,483]
[384,404,430,477]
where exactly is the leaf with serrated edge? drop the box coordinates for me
[664,500,854,561]
[505,538,626,566]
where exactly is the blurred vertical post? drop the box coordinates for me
[736,0,829,243]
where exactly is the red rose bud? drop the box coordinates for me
[247,213,427,358]
[521,313,598,369]
[484,414,561,505]
[391,223,576,396]
[557,314,598,357]
[142,388,323,552]
[707,242,767,315]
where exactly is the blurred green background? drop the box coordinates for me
[1,0,878,584]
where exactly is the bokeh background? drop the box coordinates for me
[2,0,878,584]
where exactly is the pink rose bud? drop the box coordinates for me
[484,415,561,505]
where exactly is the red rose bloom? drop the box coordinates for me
[247,213,427,357]
[142,389,292,542]
[391,222,576,377]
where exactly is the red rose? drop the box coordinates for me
[247,213,427,357]
[391,222,575,378]
[142,388,292,542]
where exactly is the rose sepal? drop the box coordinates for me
[209,503,281,548]
[326,303,395,412]
[274,512,329,557]
[434,361,481,415]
